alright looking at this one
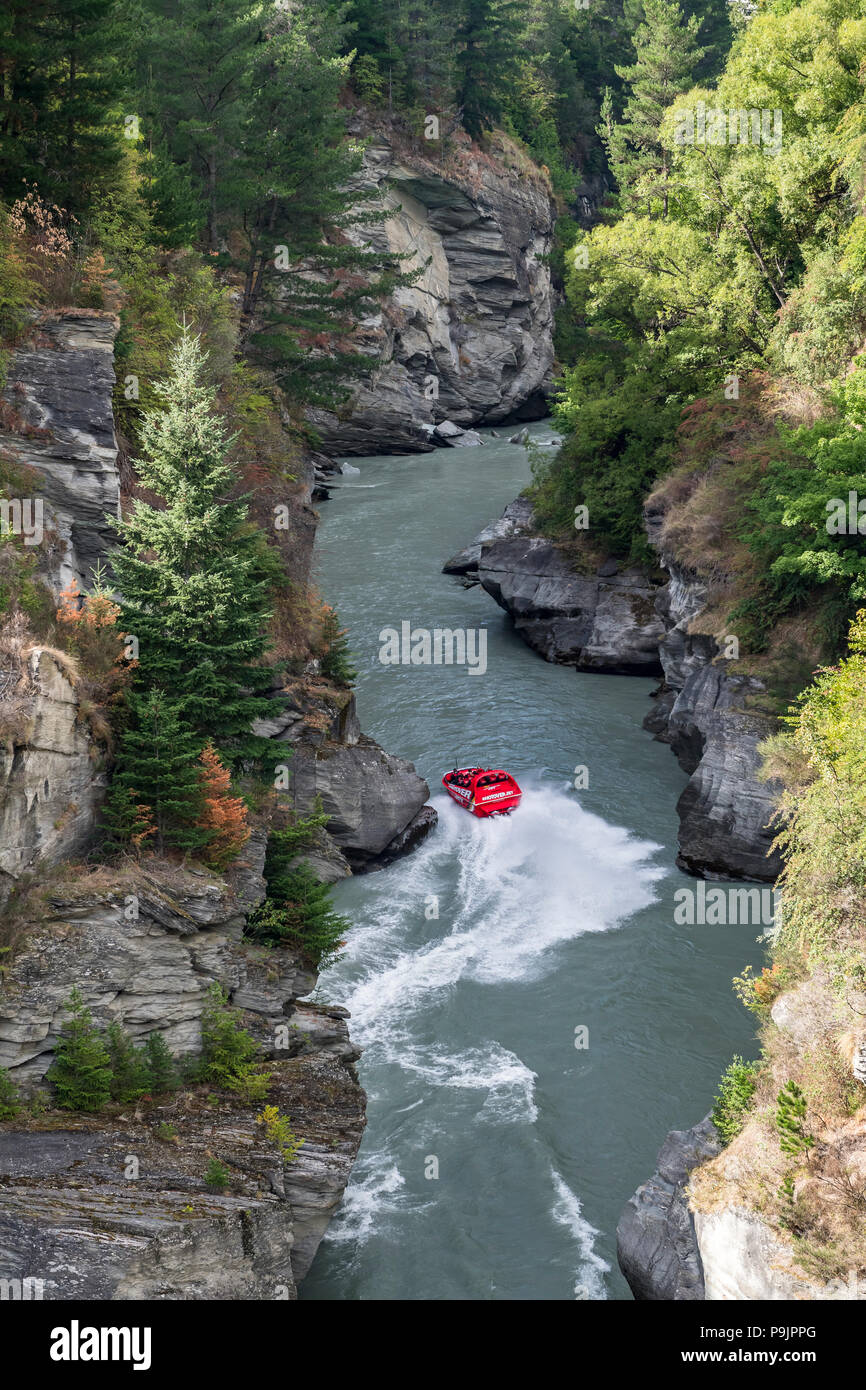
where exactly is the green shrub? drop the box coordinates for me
[106,1022,150,1103]
[204,1157,231,1190]
[776,1080,813,1156]
[144,1032,178,1093]
[48,987,113,1113]
[197,983,269,1100]
[711,1055,759,1144]
[0,1066,21,1120]
[249,858,349,971]
[256,1103,304,1162]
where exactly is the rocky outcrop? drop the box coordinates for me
[467,501,665,675]
[443,496,533,578]
[0,1049,364,1300]
[257,678,435,874]
[0,310,121,591]
[308,132,556,454]
[0,852,365,1298]
[0,647,108,908]
[617,1117,720,1301]
[644,509,782,881]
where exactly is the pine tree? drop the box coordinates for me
[0,0,128,212]
[0,1066,21,1120]
[233,2,419,412]
[106,1022,150,1102]
[602,0,706,216]
[99,784,157,857]
[197,744,251,871]
[48,987,113,1113]
[250,828,351,970]
[143,1032,178,1093]
[319,606,356,686]
[455,0,530,144]
[140,0,263,249]
[109,330,283,763]
[105,689,209,855]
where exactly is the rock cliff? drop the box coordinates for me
[0,647,109,908]
[0,302,433,1296]
[0,310,121,592]
[0,851,364,1299]
[309,130,556,454]
[643,509,782,883]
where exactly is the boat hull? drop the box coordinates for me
[442,767,522,818]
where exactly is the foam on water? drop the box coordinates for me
[320,1152,412,1245]
[550,1168,611,1300]
[327,783,666,1052]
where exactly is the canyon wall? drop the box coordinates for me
[309,130,556,454]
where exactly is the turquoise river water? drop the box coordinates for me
[300,422,763,1302]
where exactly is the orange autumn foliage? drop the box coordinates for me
[197,744,251,871]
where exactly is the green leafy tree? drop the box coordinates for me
[48,987,113,1113]
[712,1056,759,1144]
[109,329,283,763]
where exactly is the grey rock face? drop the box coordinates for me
[308,136,556,454]
[289,732,433,871]
[0,648,108,907]
[643,532,782,880]
[0,1052,363,1300]
[0,859,365,1298]
[0,311,121,591]
[474,504,665,675]
[617,1117,720,1300]
[443,496,534,576]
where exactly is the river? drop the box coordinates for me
[300,422,762,1301]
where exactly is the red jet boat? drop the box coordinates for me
[442,766,522,818]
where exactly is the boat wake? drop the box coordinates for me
[328,783,665,1048]
[314,781,665,1296]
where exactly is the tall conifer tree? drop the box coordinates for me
[109,330,283,762]
[455,0,529,143]
[602,0,706,215]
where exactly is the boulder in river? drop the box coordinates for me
[476,506,665,675]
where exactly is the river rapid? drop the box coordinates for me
[301,423,762,1301]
